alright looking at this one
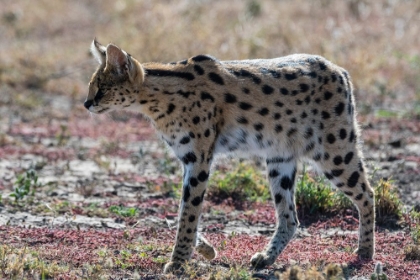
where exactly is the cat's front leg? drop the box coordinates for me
[164,159,213,273]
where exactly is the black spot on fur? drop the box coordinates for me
[280,176,293,190]
[324,91,333,100]
[201,92,215,102]
[286,109,293,115]
[313,153,322,161]
[258,108,269,116]
[224,93,237,103]
[209,72,224,85]
[355,193,363,200]
[180,136,190,145]
[191,196,202,206]
[280,88,289,95]
[232,69,261,84]
[193,116,200,124]
[319,62,327,70]
[304,127,314,139]
[254,123,264,131]
[321,111,331,119]
[347,171,360,188]
[332,169,344,177]
[327,134,336,144]
[344,152,354,164]
[167,103,176,115]
[191,54,215,62]
[204,129,210,137]
[273,113,281,120]
[275,193,283,204]
[237,116,248,124]
[275,101,284,107]
[262,85,274,95]
[285,72,297,80]
[335,102,345,116]
[190,177,198,187]
[300,84,310,93]
[305,142,315,152]
[269,169,279,178]
[349,130,355,143]
[275,124,283,133]
[183,186,190,202]
[146,69,194,80]
[333,156,343,165]
[198,171,209,182]
[339,129,347,140]
[287,128,297,137]
[182,152,197,164]
[239,102,253,110]
[266,156,293,164]
[188,215,196,222]
[324,172,333,180]
[194,65,204,75]
[177,90,194,98]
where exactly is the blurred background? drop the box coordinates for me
[1,0,419,116]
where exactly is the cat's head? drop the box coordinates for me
[84,39,144,114]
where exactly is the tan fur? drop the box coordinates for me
[85,40,375,273]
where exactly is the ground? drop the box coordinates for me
[0,0,419,279]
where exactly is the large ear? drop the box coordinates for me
[105,44,143,83]
[105,44,128,73]
[90,38,106,64]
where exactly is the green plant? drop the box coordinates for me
[108,205,138,217]
[10,169,42,202]
[296,169,336,214]
[208,162,270,202]
[374,179,402,223]
[409,209,420,244]
[55,124,70,146]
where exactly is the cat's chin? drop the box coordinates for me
[89,107,110,114]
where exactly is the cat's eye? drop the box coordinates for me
[94,88,105,101]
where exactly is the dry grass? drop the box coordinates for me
[1,0,419,115]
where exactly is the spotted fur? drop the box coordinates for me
[85,40,375,273]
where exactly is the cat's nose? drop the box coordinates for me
[84,99,93,109]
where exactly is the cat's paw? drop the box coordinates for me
[250,252,275,270]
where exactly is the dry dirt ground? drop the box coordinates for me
[0,0,420,279]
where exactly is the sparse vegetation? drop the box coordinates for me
[10,169,42,203]
[109,205,138,218]
[296,170,337,214]
[274,264,344,280]
[208,162,270,203]
[374,179,402,224]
